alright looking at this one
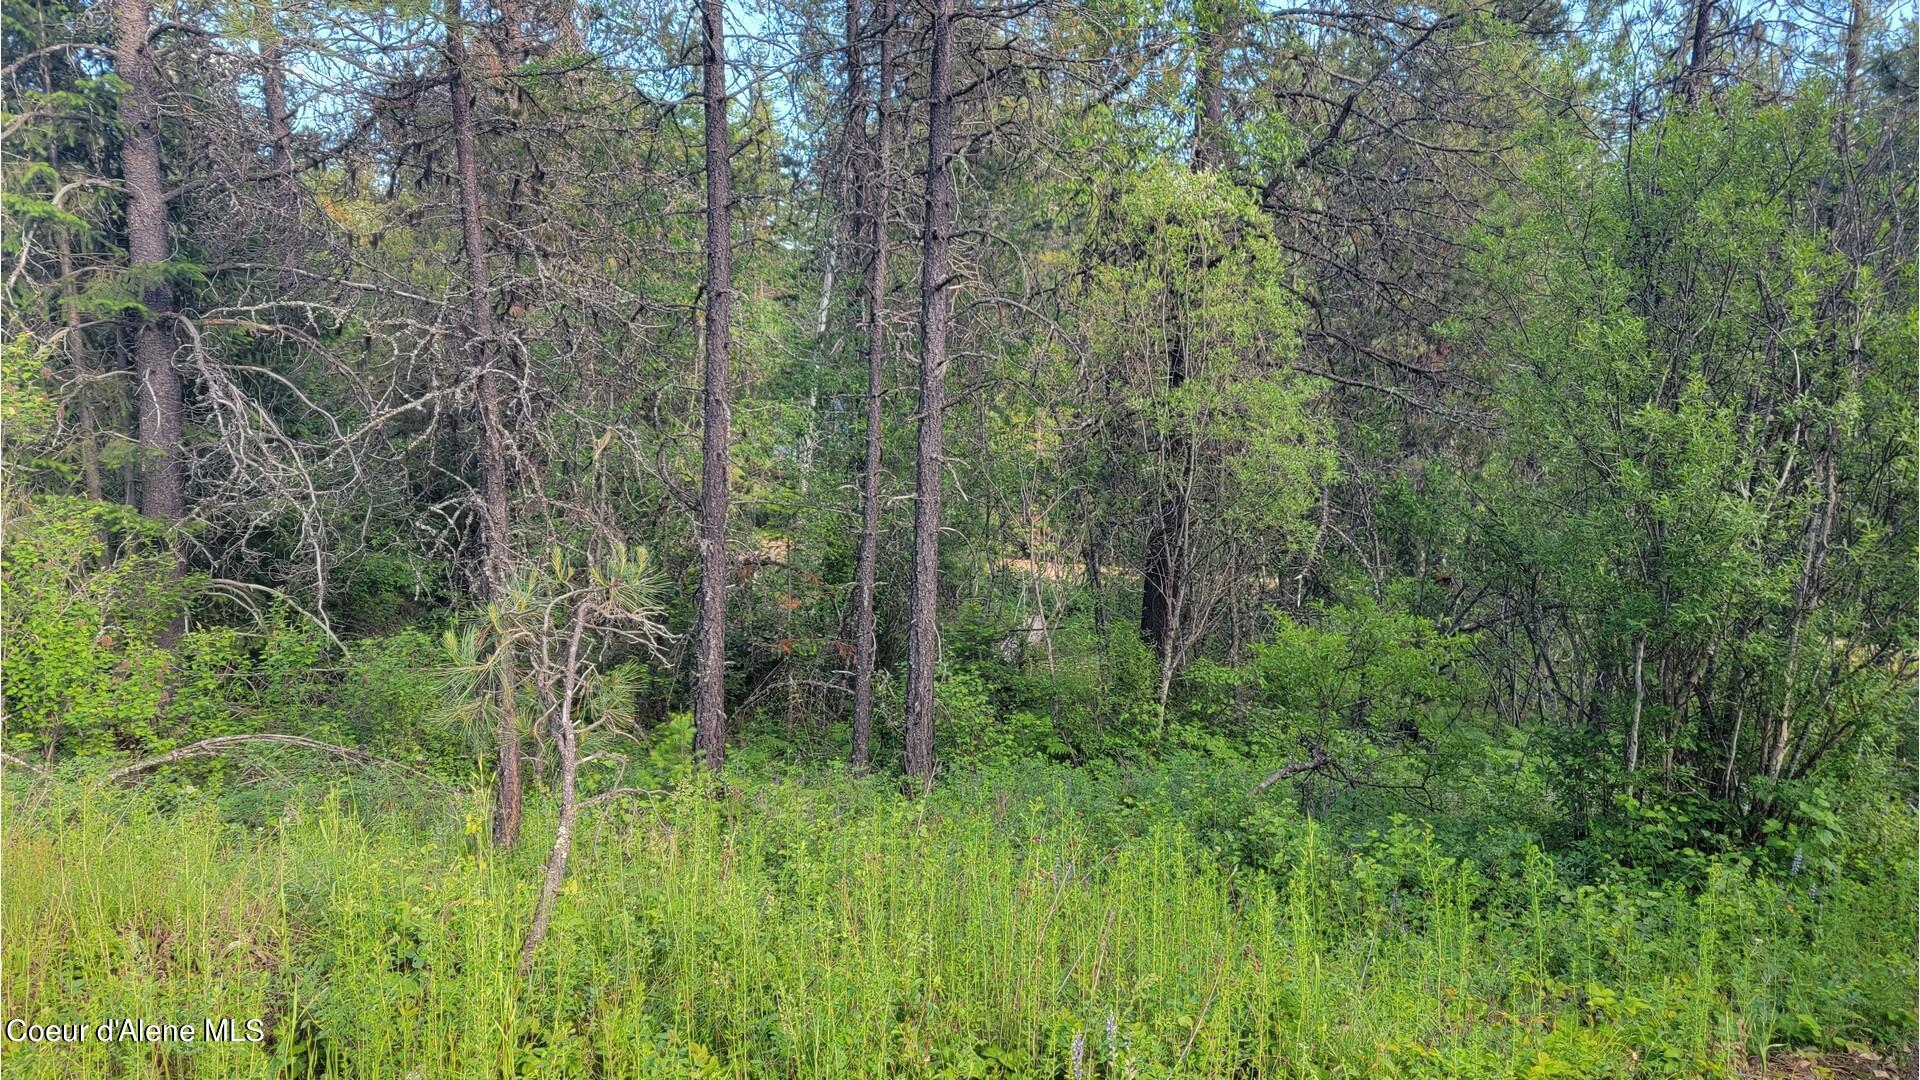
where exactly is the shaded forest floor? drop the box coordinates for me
[3,766,1913,1079]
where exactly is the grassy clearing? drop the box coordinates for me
[2,773,1912,1079]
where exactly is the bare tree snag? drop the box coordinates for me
[56,219,104,501]
[1626,636,1645,783]
[693,0,734,771]
[521,606,591,971]
[447,7,524,846]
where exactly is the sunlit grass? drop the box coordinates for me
[3,775,1912,1078]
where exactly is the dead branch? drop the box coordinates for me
[1249,748,1333,796]
[2,752,48,775]
[106,735,398,783]
[580,786,666,810]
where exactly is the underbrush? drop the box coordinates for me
[2,768,1912,1079]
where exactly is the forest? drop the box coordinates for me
[0,0,1915,1071]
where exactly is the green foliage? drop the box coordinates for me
[0,496,183,757]
[0,0,1910,1069]
[935,667,1066,766]
[1247,600,1477,747]
[1068,160,1334,546]
[1,336,65,478]
[1465,85,1916,824]
[3,771,1911,1078]
[0,494,450,765]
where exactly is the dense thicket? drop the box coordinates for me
[1,0,1913,992]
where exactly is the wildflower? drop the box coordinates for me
[1070,1030,1086,1080]
[1790,848,1803,875]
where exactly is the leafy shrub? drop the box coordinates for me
[3,771,1911,1078]
[0,495,185,758]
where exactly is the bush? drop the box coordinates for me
[3,769,1911,1078]
[1,496,185,758]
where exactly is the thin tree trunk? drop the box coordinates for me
[1192,0,1227,168]
[798,240,835,494]
[1141,4,1225,663]
[1769,449,1839,782]
[1139,466,1185,660]
[850,0,894,774]
[448,10,523,846]
[1722,699,1743,799]
[1084,525,1107,633]
[56,224,104,501]
[903,0,956,785]
[1295,487,1330,608]
[262,44,299,270]
[1626,637,1645,785]
[111,0,185,535]
[693,0,734,770]
[1835,0,1864,154]
[520,606,592,971]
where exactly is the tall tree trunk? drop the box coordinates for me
[693,0,734,771]
[903,0,955,785]
[111,0,184,535]
[1140,8,1224,664]
[1835,0,1864,154]
[850,0,894,774]
[448,10,524,846]
[1681,0,1712,105]
[1192,0,1227,167]
[262,44,299,270]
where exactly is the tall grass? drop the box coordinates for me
[2,774,1912,1078]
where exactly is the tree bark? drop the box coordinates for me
[1681,0,1712,105]
[448,9,523,846]
[111,0,184,534]
[1626,636,1645,784]
[261,43,299,270]
[520,605,591,971]
[1138,334,1191,666]
[903,0,956,785]
[850,0,894,774]
[693,0,734,771]
[1192,0,1227,168]
[1140,0,1226,664]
